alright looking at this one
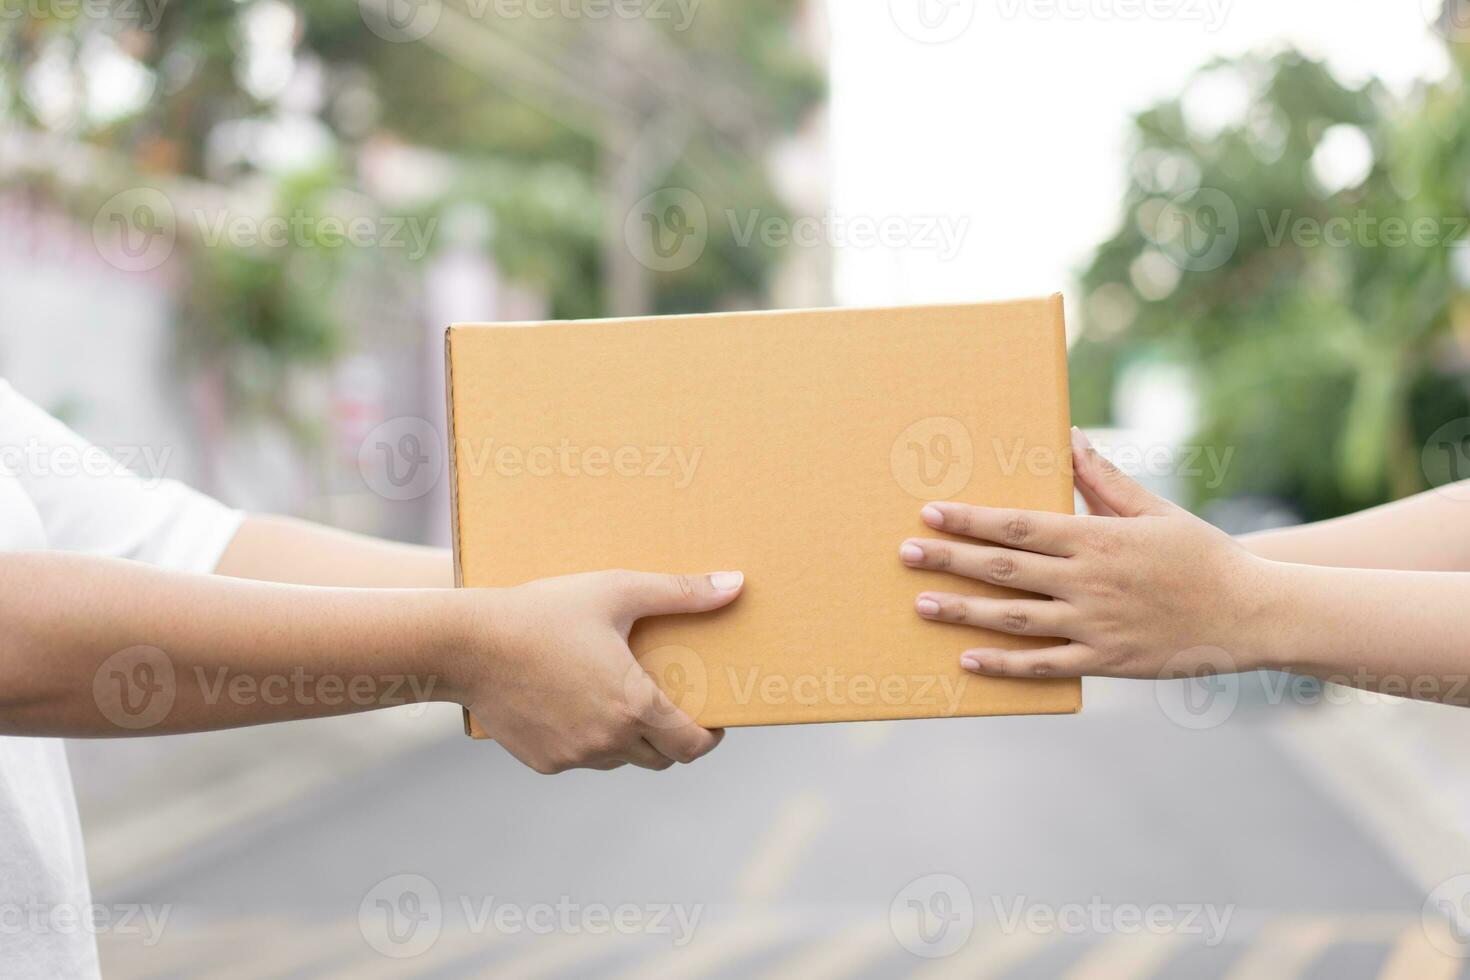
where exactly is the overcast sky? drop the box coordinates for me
[827,1,1448,311]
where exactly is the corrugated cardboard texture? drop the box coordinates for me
[448,297,1080,733]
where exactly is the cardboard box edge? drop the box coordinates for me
[445,295,1063,332]
[446,326,491,740]
[1049,293,1083,715]
[697,688,1084,728]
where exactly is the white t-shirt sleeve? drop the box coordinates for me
[0,379,245,573]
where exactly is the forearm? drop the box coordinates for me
[1239,482,1470,571]
[1251,561,1470,704]
[216,514,454,587]
[0,551,475,737]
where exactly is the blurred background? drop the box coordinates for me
[6,0,1470,977]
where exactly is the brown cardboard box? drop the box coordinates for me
[447,296,1080,736]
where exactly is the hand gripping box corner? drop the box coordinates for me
[446,297,1081,737]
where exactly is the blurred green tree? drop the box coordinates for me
[1,0,823,390]
[1071,37,1470,522]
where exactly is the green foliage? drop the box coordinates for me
[2,0,823,390]
[1074,48,1470,520]
[181,171,348,369]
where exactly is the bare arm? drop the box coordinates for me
[1258,562,1470,699]
[0,551,740,773]
[215,514,454,587]
[1237,482,1470,572]
[2,551,460,737]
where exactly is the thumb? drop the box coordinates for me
[1069,427,1171,518]
[615,570,745,619]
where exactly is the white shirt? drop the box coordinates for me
[0,379,243,979]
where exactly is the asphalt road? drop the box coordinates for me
[92,680,1462,979]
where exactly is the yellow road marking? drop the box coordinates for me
[609,915,796,980]
[846,721,894,748]
[907,928,1049,979]
[446,930,622,980]
[754,918,896,979]
[97,916,282,979]
[311,921,514,980]
[1220,914,1411,980]
[204,919,364,978]
[1062,931,1184,980]
[1378,921,1463,980]
[735,792,831,903]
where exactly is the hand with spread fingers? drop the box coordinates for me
[900,426,1273,681]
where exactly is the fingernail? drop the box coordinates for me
[960,653,982,672]
[920,504,944,527]
[1071,426,1093,451]
[916,596,940,616]
[899,542,924,564]
[709,571,743,591]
